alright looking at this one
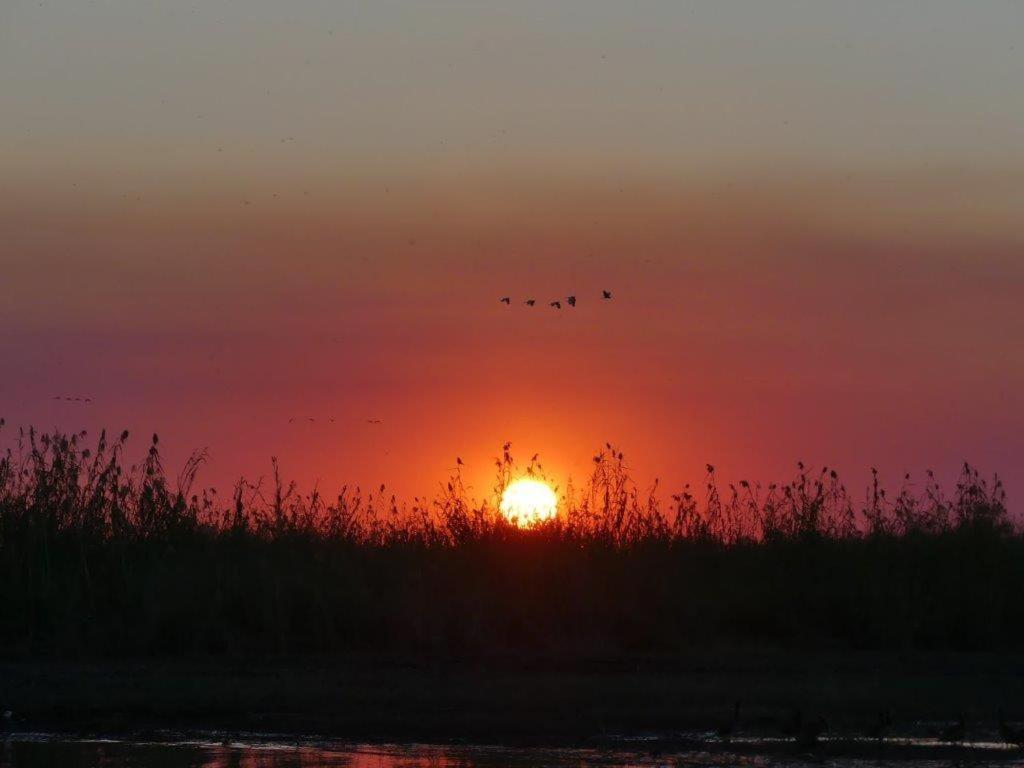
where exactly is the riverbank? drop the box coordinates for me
[3,650,1024,746]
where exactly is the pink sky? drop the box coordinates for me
[1,2,1022,504]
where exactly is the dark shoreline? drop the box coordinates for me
[2,732,1024,765]
[4,650,1024,752]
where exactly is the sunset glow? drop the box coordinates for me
[1,2,1022,502]
[500,478,558,528]
[2,3,1023,758]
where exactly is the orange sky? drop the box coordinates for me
[1,2,1022,503]
[2,169,1021,502]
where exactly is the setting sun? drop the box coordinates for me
[499,478,558,527]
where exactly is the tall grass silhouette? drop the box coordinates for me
[1,421,1019,658]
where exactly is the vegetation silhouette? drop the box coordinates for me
[0,422,1018,659]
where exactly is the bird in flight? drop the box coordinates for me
[550,301,562,309]
[602,290,612,300]
[567,296,576,307]
[525,299,536,306]
[499,297,511,304]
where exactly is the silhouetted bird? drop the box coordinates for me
[602,290,612,299]
[550,301,561,309]
[715,701,741,740]
[567,296,576,307]
[525,299,536,306]
[939,713,966,744]
[500,297,511,304]
[999,709,1024,747]
[456,457,464,465]
[288,418,295,423]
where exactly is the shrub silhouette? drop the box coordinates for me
[0,422,1018,658]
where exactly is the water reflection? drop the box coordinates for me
[2,735,1023,768]
[3,738,633,768]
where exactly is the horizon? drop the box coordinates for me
[5,4,1024,762]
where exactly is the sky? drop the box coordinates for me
[1,1,1022,504]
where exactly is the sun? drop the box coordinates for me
[500,477,558,528]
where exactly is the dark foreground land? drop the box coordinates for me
[3,431,1024,754]
[3,650,1024,750]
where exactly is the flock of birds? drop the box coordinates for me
[286,418,383,424]
[698,702,1024,749]
[48,398,385,427]
[500,290,613,309]
[47,398,387,428]
[45,293,618,419]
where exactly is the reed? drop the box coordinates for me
[0,422,1018,658]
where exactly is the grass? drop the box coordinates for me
[0,421,1019,659]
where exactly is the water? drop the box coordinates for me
[3,734,1024,768]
